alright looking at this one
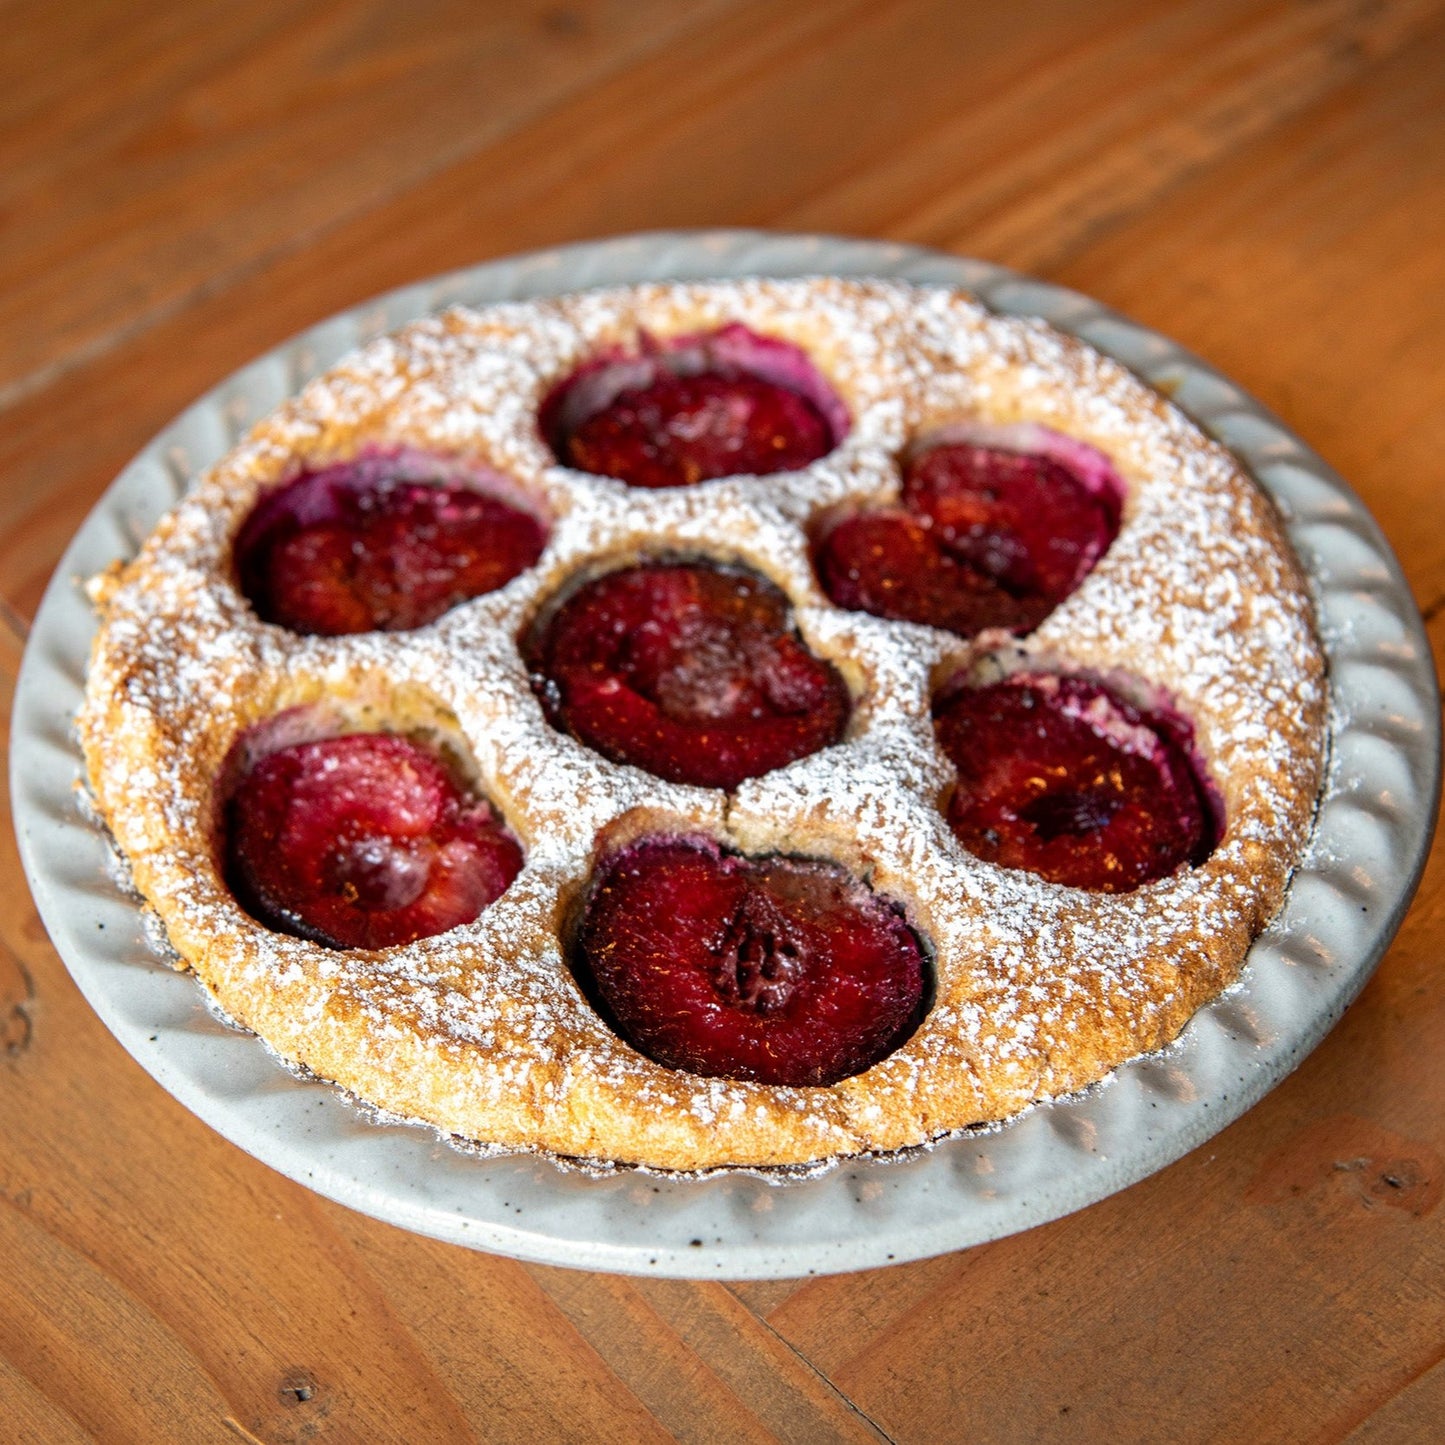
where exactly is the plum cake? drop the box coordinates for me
[78,278,1326,1170]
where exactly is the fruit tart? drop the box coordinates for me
[78,278,1326,1170]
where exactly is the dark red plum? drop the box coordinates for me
[576,836,928,1086]
[235,450,546,635]
[525,561,849,790]
[542,324,848,488]
[814,426,1121,638]
[225,732,523,949]
[934,672,1220,891]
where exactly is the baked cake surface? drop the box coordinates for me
[77,278,1327,1170]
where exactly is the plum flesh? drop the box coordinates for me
[224,732,523,949]
[576,835,929,1086]
[525,560,850,790]
[934,673,1220,891]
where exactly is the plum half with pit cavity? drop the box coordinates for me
[934,671,1221,891]
[224,731,523,949]
[575,835,929,1086]
[541,324,848,488]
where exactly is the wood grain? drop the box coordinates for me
[3,0,1443,1438]
[0,0,734,405]
[1056,21,1445,615]
[529,1269,886,1441]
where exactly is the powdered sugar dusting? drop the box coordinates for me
[77,278,1326,1170]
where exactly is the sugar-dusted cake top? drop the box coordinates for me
[78,277,1326,1170]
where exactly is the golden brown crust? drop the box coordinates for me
[77,279,1327,1170]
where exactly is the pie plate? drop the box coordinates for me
[11,231,1439,1278]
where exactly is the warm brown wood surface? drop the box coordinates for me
[3,2,1443,1439]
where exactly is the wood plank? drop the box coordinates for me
[526,1268,783,1442]
[0,964,476,1439]
[0,1355,91,1445]
[0,622,54,978]
[0,1197,240,1444]
[531,1270,887,1442]
[1052,16,1445,613]
[626,1278,886,1441]
[327,1228,670,1442]
[2,0,1440,626]
[390,0,1159,257]
[787,0,1442,269]
[0,0,737,404]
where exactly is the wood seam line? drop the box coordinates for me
[1420,592,1445,626]
[0,0,761,419]
[1335,1339,1445,1440]
[0,591,31,646]
[713,1285,901,1444]
[772,0,1443,265]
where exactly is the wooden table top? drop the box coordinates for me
[4,2,1443,1439]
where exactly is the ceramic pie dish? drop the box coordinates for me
[12,231,1439,1277]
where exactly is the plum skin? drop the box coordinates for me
[223,732,523,949]
[575,835,929,1087]
[934,673,1221,892]
[524,560,851,790]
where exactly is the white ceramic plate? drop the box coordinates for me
[12,231,1439,1279]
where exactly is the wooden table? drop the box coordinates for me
[4,3,1443,1439]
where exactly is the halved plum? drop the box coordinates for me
[224,731,523,949]
[235,449,547,635]
[524,560,850,790]
[540,324,848,488]
[933,672,1220,891]
[576,835,928,1086]
[813,424,1122,638]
